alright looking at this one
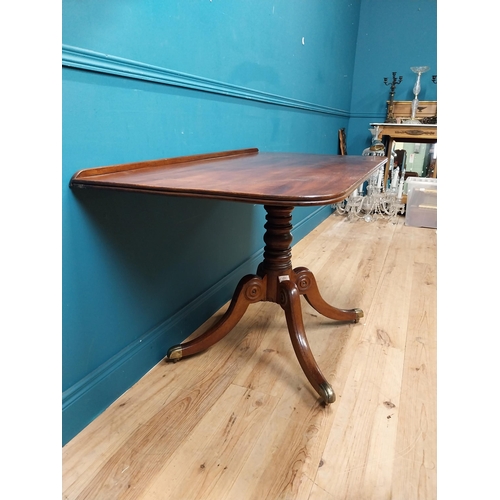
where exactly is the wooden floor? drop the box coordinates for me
[62,213,437,500]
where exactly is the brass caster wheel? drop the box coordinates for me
[166,345,183,362]
[319,382,336,404]
[353,308,364,323]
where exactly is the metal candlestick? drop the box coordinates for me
[383,72,403,123]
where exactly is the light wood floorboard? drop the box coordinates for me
[63,213,437,500]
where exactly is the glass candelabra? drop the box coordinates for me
[405,66,430,124]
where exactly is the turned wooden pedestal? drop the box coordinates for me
[166,205,362,404]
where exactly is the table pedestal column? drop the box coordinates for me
[166,205,363,404]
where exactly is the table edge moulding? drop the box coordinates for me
[70,148,387,405]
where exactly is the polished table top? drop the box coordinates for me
[70,148,387,206]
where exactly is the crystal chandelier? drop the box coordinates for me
[334,127,405,222]
[334,173,405,222]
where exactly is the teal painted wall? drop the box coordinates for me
[62,0,363,445]
[348,0,437,154]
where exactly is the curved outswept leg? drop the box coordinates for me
[293,267,363,323]
[166,274,266,361]
[279,279,335,404]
